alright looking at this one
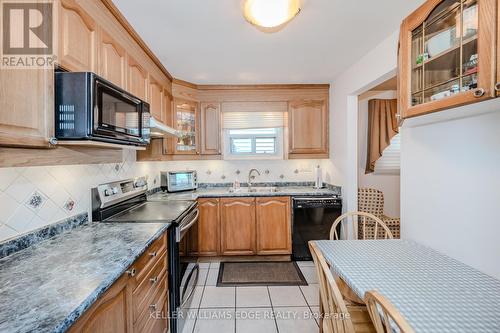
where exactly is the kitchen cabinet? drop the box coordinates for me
[149,75,164,122]
[398,0,496,119]
[288,99,328,158]
[256,197,292,255]
[174,99,199,155]
[98,28,127,89]
[127,55,148,101]
[200,103,221,155]
[162,90,175,155]
[68,233,168,333]
[58,0,97,72]
[189,198,220,256]
[220,198,256,255]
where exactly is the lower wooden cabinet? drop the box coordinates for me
[68,234,168,333]
[256,197,292,255]
[194,196,292,257]
[188,198,220,256]
[220,198,256,255]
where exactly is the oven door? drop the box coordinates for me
[177,207,199,333]
[93,77,145,144]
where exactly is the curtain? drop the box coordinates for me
[365,99,399,174]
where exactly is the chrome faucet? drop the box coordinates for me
[247,169,261,191]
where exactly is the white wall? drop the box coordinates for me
[358,91,400,217]
[401,103,500,279]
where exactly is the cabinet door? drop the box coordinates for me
[200,103,221,155]
[174,99,199,155]
[197,198,220,256]
[256,197,291,255]
[288,100,328,157]
[68,273,132,333]
[127,55,148,101]
[149,76,164,121]
[58,0,97,72]
[162,90,175,155]
[0,69,53,147]
[400,0,496,118]
[98,28,126,89]
[220,198,256,255]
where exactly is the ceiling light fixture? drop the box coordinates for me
[243,0,301,32]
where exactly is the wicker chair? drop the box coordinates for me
[364,290,415,333]
[358,188,400,239]
[309,242,376,333]
[330,212,393,240]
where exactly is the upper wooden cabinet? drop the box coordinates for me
[288,99,328,158]
[256,197,292,255]
[127,55,148,101]
[58,0,97,72]
[220,198,256,255]
[149,75,164,122]
[399,0,497,118]
[98,28,127,89]
[200,103,221,155]
[174,99,199,155]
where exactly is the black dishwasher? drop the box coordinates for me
[292,196,343,261]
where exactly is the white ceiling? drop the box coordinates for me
[113,0,425,84]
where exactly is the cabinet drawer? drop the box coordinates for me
[134,274,168,333]
[133,251,167,321]
[130,235,167,286]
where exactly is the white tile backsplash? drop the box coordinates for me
[0,149,331,243]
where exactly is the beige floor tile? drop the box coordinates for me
[187,287,204,309]
[200,286,236,308]
[268,286,308,307]
[205,268,219,286]
[299,266,319,284]
[274,307,319,333]
[310,306,321,326]
[296,261,315,267]
[210,261,221,269]
[180,309,198,333]
[236,308,277,333]
[193,309,235,333]
[300,284,320,306]
[197,262,211,269]
[197,269,208,286]
[236,286,272,308]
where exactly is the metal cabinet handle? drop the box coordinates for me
[126,268,136,277]
[473,88,485,98]
[149,251,157,257]
[495,83,500,92]
[150,276,158,284]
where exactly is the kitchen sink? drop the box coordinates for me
[228,186,279,193]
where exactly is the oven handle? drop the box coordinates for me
[180,264,199,308]
[177,208,199,242]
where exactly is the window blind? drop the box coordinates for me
[223,111,285,129]
[374,133,400,174]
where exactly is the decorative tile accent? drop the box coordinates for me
[63,198,76,213]
[25,190,47,211]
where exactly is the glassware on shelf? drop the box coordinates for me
[410,0,479,106]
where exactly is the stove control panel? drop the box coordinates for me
[293,196,342,209]
[93,176,148,209]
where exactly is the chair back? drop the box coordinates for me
[309,241,356,333]
[364,290,415,333]
[358,188,384,217]
[330,212,393,240]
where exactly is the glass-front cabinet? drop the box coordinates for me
[399,0,496,119]
[174,99,199,154]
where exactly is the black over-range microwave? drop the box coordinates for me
[55,72,150,146]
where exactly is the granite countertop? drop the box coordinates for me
[148,185,341,201]
[0,221,171,333]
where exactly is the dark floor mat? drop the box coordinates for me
[217,261,308,287]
